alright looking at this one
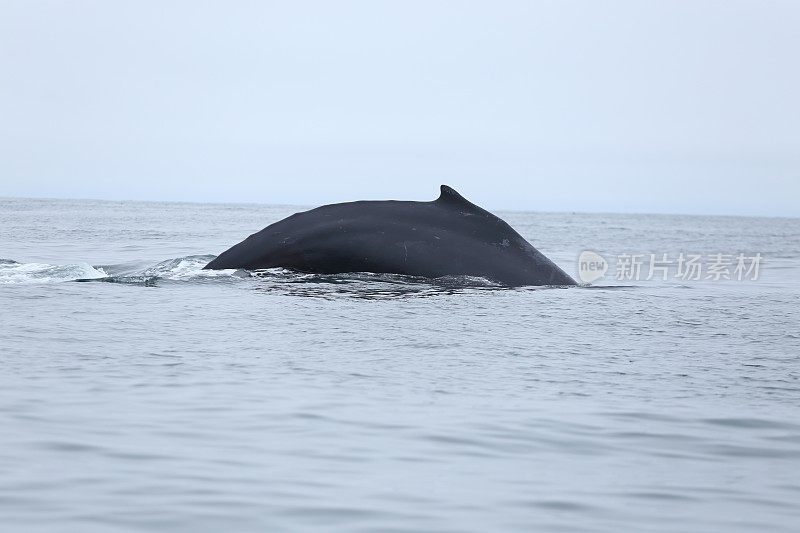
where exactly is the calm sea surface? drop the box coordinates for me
[1,197,799,532]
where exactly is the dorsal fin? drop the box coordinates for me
[436,185,472,206]
[435,184,495,219]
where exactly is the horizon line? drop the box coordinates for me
[1,194,796,221]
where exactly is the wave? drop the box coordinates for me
[248,269,505,299]
[90,255,243,285]
[0,255,240,286]
[1,254,502,293]
[0,258,107,284]
[1,255,558,298]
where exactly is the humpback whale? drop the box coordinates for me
[204,185,576,287]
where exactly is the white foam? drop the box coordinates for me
[0,255,243,285]
[0,260,107,284]
[141,255,238,280]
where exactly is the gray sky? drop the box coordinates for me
[1,1,798,216]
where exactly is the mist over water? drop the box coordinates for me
[2,197,799,532]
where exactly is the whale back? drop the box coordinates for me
[204,185,576,286]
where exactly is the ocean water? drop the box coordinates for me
[1,196,799,532]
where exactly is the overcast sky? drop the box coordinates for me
[1,1,798,216]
